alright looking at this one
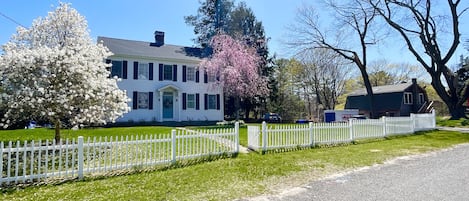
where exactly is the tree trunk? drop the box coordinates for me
[243,99,254,120]
[54,120,61,144]
[448,105,466,120]
[360,69,375,118]
[430,74,467,119]
[235,97,240,121]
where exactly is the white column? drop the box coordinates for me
[178,91,182,122]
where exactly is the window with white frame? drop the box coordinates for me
[111,60,123,78]
[208,73,216,82]
[186,67,196,81]
[404,92,413,104]
[163,64,173,80]
[137,92,149,109]
[138,63,149,80]
[419,93,425,104]
[187,94,195,109]
[208,95,217,109]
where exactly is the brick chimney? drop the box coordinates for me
[152,31,164,47]
[412,78,419,112]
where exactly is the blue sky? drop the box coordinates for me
[0,0,467,67]
[0,0,303,57]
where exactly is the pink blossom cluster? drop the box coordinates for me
[200,34,269,98]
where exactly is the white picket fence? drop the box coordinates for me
[248,112,436,153]
[0,123,239,185]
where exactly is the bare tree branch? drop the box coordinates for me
[369,0,468,119]
[287,0,382,117]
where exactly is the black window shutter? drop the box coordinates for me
[132,91,138,109]
[149,92,153,110]
[182,65,187,82]
[158,64,163,81]
[196,93,200,110]
[173,64,177,81]
[133,61,138,80]
[204,72,208,83]
[216,94,221,110]
[182,93,187,110]
[123,60,128,79]
[204,94,208,110]
[106,59,111,78]
[196,70,200,83]
[149,63,154,80]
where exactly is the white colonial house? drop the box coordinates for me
[98,31,223,123]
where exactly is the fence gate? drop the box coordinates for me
[247,126,260,151]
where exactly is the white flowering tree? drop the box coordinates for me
[0,3,130,142]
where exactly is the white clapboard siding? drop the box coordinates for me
[1,122,239,185]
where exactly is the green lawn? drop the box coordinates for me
[0,126,186,142]
[2,129,469,200]
[0,125,251,147]
[436,117,469,127]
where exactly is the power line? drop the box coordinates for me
[0,11,26,28]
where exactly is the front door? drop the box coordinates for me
[163,92,174,119]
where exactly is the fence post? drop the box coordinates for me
[77,136,84,180]
[432,110,436,129]
[0,142,3,185]
[410,113,415,133]
[382,116,387,137]
[235,122,240,153]
[309,122,314,147]
[349,118,354,141]
[171,130,177,164]
[262,121,267,154]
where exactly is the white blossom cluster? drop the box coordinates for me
[0,3,130,129]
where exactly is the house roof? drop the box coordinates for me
[348,82,413,96]
[345,93,403,111]
[97,36,204,62]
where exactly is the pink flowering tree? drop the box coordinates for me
[200,34,269,119]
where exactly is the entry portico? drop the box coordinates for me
[158,84,180,122]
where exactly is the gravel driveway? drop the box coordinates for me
[244,143,469,201]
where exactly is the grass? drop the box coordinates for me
[0,125,252,148]
[0,126,181,142]
[2,129,469,200]
[187,124,249,147]
[436,116,469,127]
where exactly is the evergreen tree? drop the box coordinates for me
[184,0,234,52]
